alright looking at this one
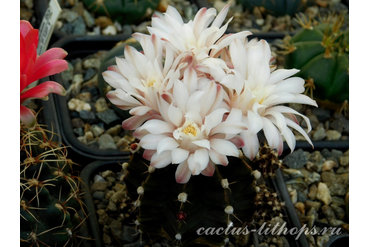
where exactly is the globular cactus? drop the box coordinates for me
[122,145,259,246]
[20,123,87,247]
[282,14,349,107]
[82,0,160,24]
[236,0,314,17]
[125,144,256,246]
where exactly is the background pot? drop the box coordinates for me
[278,142,349,247]
[50,35,132,164]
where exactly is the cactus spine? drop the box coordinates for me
[20,123,87,247]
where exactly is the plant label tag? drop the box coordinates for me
[36,0,62,54]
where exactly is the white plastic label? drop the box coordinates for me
[36,0,62,54]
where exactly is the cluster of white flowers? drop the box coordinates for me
[103,5,317,183]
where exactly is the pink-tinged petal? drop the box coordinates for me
[286,118,313,148]
[140,134,168,150]
[209,148,228,166]
[150,151,172,168]
[130,106,152,116]
[266,69,299,85]
[201,162,215,177]
[173,80,189,112]
[204,108,229,135]
[171,148,190,164]
[33,48,68,69]
[143,149,156,161]
[210,139,239,157]
[29,60,68,83]
[122,115,150,130]
[168,104,183,127]
[175,161,191,184]
[229,135,245,148]
[20,105,36,129]
[194,148,209,172]
[106,90,140,109]
[245,110,263,134]
[138,119,174,134]
[210,121,247,136]
[157,137,179,155]
[211,4,229,28]
[210,31,251,57]
[272,77,305,94]
[240,130,259,160]
[192,139,211,150]
[230,38,247,79]
[281,128,296,154]
[20,81,66,103]
[187,154,200,175]
[192,8,209,38]
[261,117,280,150]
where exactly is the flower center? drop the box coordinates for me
[182,124,198,137]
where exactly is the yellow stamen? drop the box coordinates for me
[182,125,197,137]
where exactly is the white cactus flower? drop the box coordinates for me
[134,76,247,183]
[225,38,317,159]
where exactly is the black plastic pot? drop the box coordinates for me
[49,35,131,164]
[324,234,349,247]
[276,143,349,247]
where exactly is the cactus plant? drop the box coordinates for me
[100,4,317,246]
[282,14,349,107]
[20,123,87,246]
[236,0,314,17]
[123,145,254,246]
[20,20,88,246]
[82,0,161,24]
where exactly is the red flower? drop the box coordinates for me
[20,20,68,128]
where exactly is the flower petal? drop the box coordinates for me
[200,162,215,177]
[175,161,191,184]
[210,139,239,157]
[157,137,180,155]
[171,148,190,164]
[150,150,172,168]
[20,81,66,103]
[138,119,174,134]
[20,105,36,129]
[194,148,209,172]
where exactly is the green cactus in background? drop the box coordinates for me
[236,0,314,17]
[282,14,349,107]
[124,147,256,246]
[20,123,87,246]
[82,0,160,24]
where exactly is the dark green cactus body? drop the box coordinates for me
[82,0,160,24]
[283,22,349,104]
[124,150,256,246]
[20,124,86,247]
[236,0,314,17]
